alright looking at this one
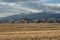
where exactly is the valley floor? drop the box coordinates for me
[0,23,60,40]
[0,23,60,31]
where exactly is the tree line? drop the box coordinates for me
[0,18,60,23]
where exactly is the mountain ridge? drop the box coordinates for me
[0,11,60,20]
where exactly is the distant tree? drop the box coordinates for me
[56,19,60,23]
[36,20,42,23]
[0,21,3,23]
[9,20,15,23]
[20,18,33,23]
[47,18,57,23]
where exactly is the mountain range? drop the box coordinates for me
[0,11,60,20]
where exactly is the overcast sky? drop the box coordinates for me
[0,0,60,17]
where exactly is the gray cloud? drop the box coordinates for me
[1,0,33,3]
[0,0,60,17]
[1,0,21,2]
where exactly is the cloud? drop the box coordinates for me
[0,1,42,18]
[0,2,41,13]
[41,4,60,11]
[0,0,60,17]
[0,0,60,4]
[42,4,60,7]
[0,12,20,17]
[1,0,27,2]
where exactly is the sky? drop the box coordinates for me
[0,0,60,17]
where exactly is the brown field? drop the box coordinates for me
[0,23,60,40]
[0,23,60,31]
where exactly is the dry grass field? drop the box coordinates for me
[0,23,60,31]
[0,23,60,40]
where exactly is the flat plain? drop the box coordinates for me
[0,23,60,40]
[0,23,60,31]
